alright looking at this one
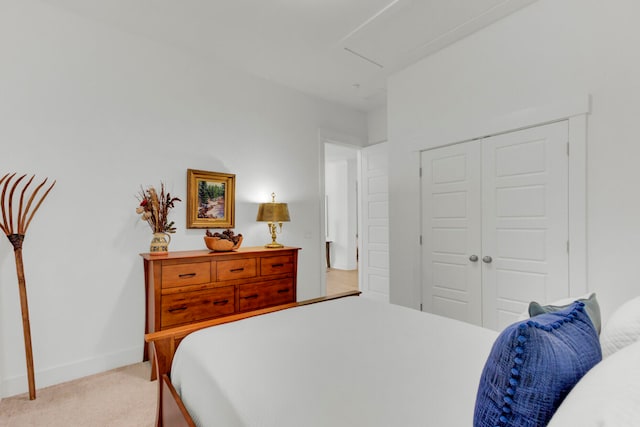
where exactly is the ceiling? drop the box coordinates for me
[39,0,537,112]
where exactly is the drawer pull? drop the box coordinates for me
[178,273,196,278]
[277,288,290,294]
[230,268,245,273]
[242,294,259,300]
[213,299,229,306]
[168,305,188,313]
[271,263,284,268]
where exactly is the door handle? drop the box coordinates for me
[469,255,478,262]
[482,256,493,264]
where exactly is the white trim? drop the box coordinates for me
[406,94,590,152]
[568,114,588,296]
[318,128,365,148]
[356,150,364,293]
[317,136,327,297]
[318,130,364,298]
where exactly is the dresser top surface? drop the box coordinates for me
[140,246,301,261]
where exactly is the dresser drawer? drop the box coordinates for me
[161,261,211,289]
[217,258,257,281]
[260,255,294,276]
[161,286,235,328]
[238,279,294,312]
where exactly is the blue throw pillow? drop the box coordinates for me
[474,301,601,427]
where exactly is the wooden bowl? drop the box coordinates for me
[204,235,242,252]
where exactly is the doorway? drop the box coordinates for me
[324,142,359,295]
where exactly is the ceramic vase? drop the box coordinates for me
[150,232,171,255]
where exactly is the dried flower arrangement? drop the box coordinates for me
[136,183,181,233]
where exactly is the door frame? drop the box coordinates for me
[318,129,364,296]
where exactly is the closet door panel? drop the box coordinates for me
[421,141,482,325]
[481,121,569,330]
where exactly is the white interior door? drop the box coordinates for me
[482,121,569,330]
[421,141,482,325]
[359,142,389,301]
[421,121,570,330]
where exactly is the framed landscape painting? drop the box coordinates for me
[187,169,235,229]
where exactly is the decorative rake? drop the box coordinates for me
[0,173,55,400]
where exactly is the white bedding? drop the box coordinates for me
[171,296,498,427]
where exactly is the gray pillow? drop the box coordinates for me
[529,293,601,334]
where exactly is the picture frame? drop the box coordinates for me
[186,169,235,229]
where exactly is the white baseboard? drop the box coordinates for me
[1,345,143,398]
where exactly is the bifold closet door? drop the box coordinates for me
[421,121,570,330]
[481,121,569,330]
[421,141,482,325]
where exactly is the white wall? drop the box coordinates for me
[325,158,358,270]
[0,0,366,397]
[367,105,388,144]
[388,0,640,320]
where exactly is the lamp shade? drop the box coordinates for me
[256,202,290,222]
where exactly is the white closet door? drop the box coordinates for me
[421,141,482,325]
[481,121,569,330]
[359,142,389,301]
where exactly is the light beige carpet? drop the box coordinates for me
[0,362,156,427]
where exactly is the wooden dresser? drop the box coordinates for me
[141,246,300,374]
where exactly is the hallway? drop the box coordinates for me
[326,268,358,295]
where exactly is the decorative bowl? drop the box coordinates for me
[204,235,243,252]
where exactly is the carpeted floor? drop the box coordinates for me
[0,362,156,427]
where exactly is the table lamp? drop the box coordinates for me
[256,192,290,248]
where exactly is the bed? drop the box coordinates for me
[145,291,640,427]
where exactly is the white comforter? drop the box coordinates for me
[171,296,498,427]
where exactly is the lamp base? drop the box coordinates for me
[263,222,285,248]
[264,242,284,249]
